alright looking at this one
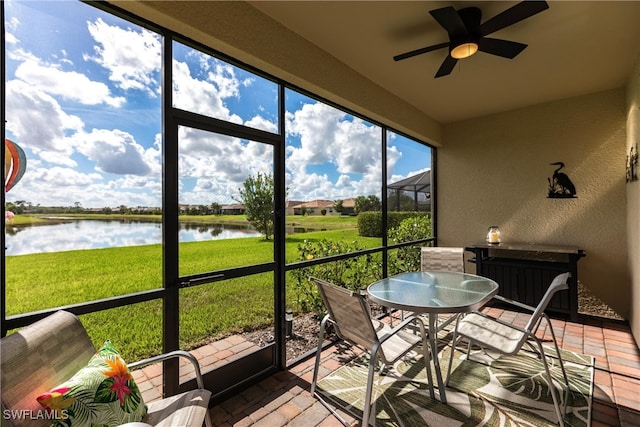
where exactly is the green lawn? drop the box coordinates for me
[5,226,379,360]
[4,215,47,226]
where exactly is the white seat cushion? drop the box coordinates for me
[143,389,211,427]
[374,320,422,362]
[457,313,525,355]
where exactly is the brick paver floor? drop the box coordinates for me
[135,307,640,426]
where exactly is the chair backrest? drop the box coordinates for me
[525,272,570,332]
[421,247,465,272]
[1,311,96,427]
[310,277,378,351]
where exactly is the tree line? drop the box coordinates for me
[7,173,421,243]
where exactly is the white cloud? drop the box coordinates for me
[7,168,162,209]
[4,32,18,46]
[245,140,273,163]
[15,60,125,107]
[286,102,344,167]
[177,126,234,157]
[173,59,242,123]
[173,55,276,133]
[6,46,39,63]
[185,178,236,205]
[34,151,78,168]
[176,127,274,204]
[7,16,126,108]
[69,129,154,176]
[26,165,100,187]
[178,128,273,180]
[5,15,19,37]
[207,62,241,99]
[5,80,83,156]
[350,156,384,197]
[336,174,352,187]
[386,144,402,178]
[333,118,381,174]
[285,102,381,174]
[142,134,163,177]
[285,101,382,200]
[85,18,161,95]
[244,115,278,133]
[287,171,335,201]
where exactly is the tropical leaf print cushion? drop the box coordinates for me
[36,340,147,427]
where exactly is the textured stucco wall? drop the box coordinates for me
[439,89,629,318]
[626,56,640,344]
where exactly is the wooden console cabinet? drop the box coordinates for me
[465,243,586,320]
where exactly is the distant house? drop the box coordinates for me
[285,200,305,216]
[221,204,245,215]
[292,199,334,216]
[340,198,356,216]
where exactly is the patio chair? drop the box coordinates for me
[446,272,571,427]
[420,246,465,273]
[420,246,465,331]
[309,277,433,427]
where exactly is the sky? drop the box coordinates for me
[3,0,431,209]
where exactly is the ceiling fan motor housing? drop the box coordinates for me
[450,7,482,56]
[457,7,482,34]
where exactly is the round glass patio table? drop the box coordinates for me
[367,271,499,404]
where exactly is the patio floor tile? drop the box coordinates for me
[135,308,639,426]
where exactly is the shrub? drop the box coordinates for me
[357,212,382,237]
[290,239,382,315]
[289,214,431,315]
[387,215,433,275]
[357,211,430,237]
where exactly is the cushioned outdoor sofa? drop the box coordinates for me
[1,310,212,427]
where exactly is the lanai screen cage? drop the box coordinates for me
[387,170,431,212]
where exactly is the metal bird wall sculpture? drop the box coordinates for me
[548,162,576,198]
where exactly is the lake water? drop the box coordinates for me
[5,219,263,256]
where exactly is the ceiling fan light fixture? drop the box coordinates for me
[393,2,549,77]
[451,42,478,59]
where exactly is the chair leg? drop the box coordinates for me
[204,408,213,427]
[546,318,570,414]
[534,339,565,427]
[362,349,380,427]
[546,318,570,389]
[445,322,460,386]
[310,314,329,396]
[444,322,477,383]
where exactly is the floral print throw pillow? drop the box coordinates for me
[36,340,147,427]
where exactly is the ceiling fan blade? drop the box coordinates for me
[429,6,467,36]
[435,56,458,78]
[479,1,549,37]
[477,37,527,59]
[393,42,450,61]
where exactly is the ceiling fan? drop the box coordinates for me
[393,1,549,78]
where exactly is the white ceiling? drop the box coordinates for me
[249,1,640,124]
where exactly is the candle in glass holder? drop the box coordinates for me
[486,226,502,244]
